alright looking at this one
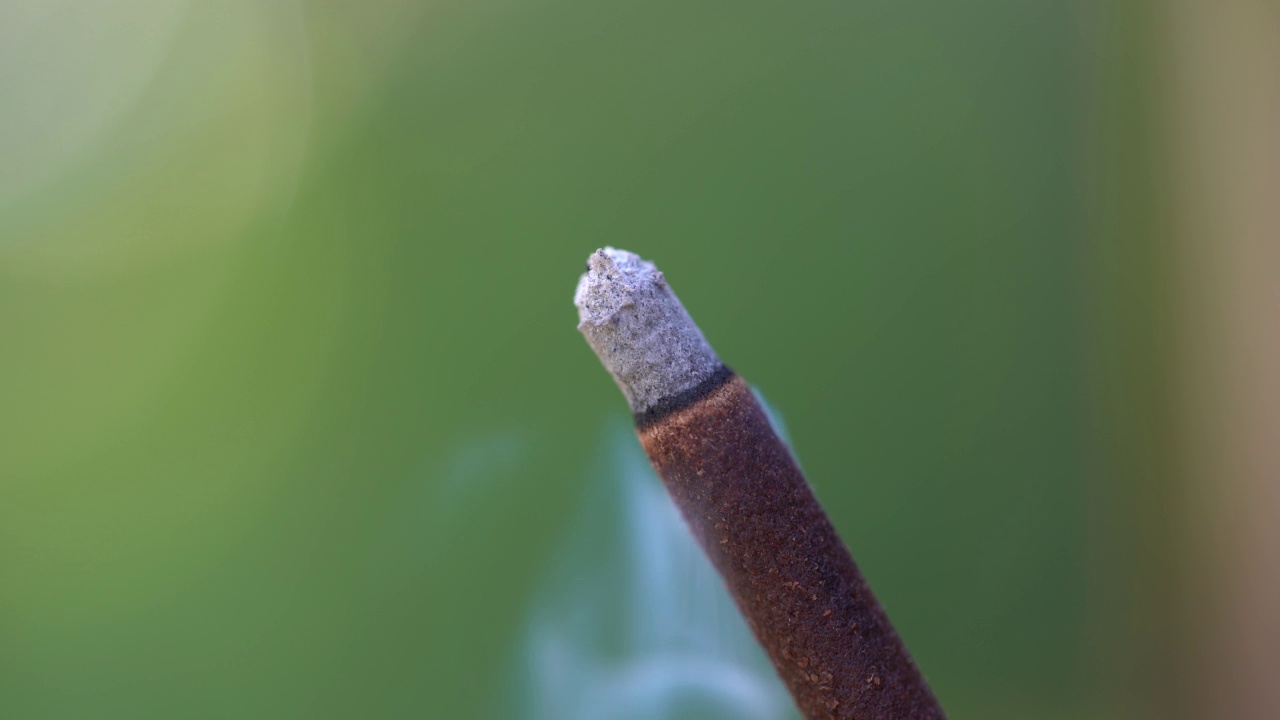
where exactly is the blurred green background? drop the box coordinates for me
[4,1,1277,718]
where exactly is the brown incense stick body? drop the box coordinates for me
[641,372,940,720]
[575,248,945,720]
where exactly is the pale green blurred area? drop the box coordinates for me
[0,0,1207,718]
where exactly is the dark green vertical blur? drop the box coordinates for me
[0,0,1155,718]
[1083,1,1188,718]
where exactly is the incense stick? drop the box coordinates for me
[575,248,946,720]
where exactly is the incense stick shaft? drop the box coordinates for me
[639,376,944,720]
[575,248,945,719]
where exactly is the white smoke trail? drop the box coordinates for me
[519,420,795,720]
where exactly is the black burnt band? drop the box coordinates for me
[633,364,735,430]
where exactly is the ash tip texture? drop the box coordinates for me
[574,248,722,415]
[573,247,663,328]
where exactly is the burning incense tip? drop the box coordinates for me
[574,247,725,418]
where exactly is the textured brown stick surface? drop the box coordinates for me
[638,374,945,720]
